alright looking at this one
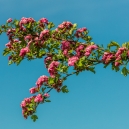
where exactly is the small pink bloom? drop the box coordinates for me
[7,18,12,23]
[84,51,91,56]
[44,93,50,98]
[29,87,37,94]
[5,42,12,49]
[39,18,48,24]
[20,100,26,108]
[24,34,32,41]
[68,56,79,66]
[19,47,30,57]
[39,29,49,39]
[36,75,48,87]
[115,56,121,67]
[8,56,12,60]
[34,94,43,103]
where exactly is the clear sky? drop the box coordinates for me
[0,0,129,129]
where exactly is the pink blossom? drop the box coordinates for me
[61,40,70,50]
[39,29,49,39]
[34,94,43,103]
[75,27,87,37]
[63,49,68,56]
[24,98,31,103]
[5,42,12,49]
[84,45,98,57]
[44,56,52,64]
[48,61,60,78]
[115,47,126,57]
[24,34,32,41]
[84,51,91,56]
[36,75,48,87]
[58,21,73,29]
[76,45,85,57]
[29,87,37,94]
[20,100,26,108]
[39,18,48,24]
[68,56,79,66]
[19,47,30,57]
[7,18,12,23]
[115,56,121,67]
[8,56,12,60]
[102,52,114,64]
[43,93,50,98]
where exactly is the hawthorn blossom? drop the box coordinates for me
[115,47,126,57]
[36,75,48,87]
[43,93,50,98]
[58,21,73,29]
[102,52,114,64]
[75,27,87,38]
[39,18,48,24]
[29,87,37,94]
[19,47,30,57]
[84,45,98,56]
[48,61,60,78]
[68,56,79,66]
[34,94,43,103]
[39,29,49,39]
[115,56,121,67]
[7,18,12,23]
[76,44,85,57]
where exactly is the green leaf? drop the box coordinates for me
[121,67,128,76]
[88,67,96,74]
[39,50,46,57]
[61,85,69,93]
[48,77,55,85]
[31,115,38,122]
[42,87,46,92]
[3,48,10,56]
[8,60,13,65]
[45,99,51,102]
[108,41,120,49]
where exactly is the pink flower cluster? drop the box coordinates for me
[39,18,48,24]
[61,40,70,57]
[114,47,126,67]
[7,18,12,23]
[36,75,48,87]
[19,17,35,31]
[24,34,32,41]
[58,21,73,29]
[5,42,12,49]
[29,87,38,94]
[43,93,50,98]
[34,94,43,103]
[84,45,98,56]
[102,52,114,64]
[39,29,49,40]
[48,61,60,78]
[21,96,36,119]
[44,56,52,68]
[76,44,85,57]
[75,27,87,38]
[19,17,35,26]
[68,56,79,66]
[6,29,15,40]
[19,47,30,57]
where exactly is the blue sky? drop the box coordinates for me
[1,0,129,129]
